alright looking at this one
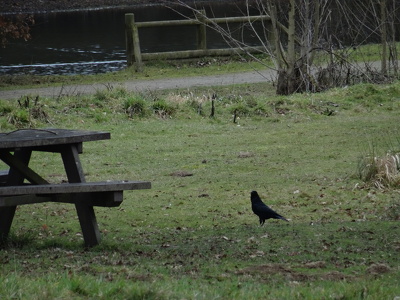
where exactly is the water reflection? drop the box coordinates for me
[0,61,126,76]
[0,2,263,76]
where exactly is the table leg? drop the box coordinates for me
[61,144,85,183]
[61,145,101,247]
[75,200,102,247]
[0,149,31,244]
[0,150,47,184]
[0,207,17,243]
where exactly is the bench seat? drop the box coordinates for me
[0,180,151,195]
[0,180,151,207]
[0,170,8,182]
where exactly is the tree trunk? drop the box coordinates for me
[309,0,321,66]
[380,0,388,75]
[388,0,398,75]
[286,0,298,95]
[276,0,297,95]
[266,0,285,71]
[287,0,296,75]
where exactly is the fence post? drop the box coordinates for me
[196,10,207,51]
[125,13,143,72]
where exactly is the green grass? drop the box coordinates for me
[0,81,400,299]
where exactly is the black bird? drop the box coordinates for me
[251,191,289,225]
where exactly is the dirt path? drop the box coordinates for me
[0,69,276,100]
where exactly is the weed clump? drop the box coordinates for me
[359,153,400,188]
[0,101,13,115]
[152,99,176,118]
[124,96,148,118]
[7,96,50,127]
[7,109,30,127]
[93,85,128,107]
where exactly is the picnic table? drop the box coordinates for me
[0,128,151,247]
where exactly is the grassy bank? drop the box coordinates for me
[0,80,399,299]
[0,41,390,90]
[0,56,269,90]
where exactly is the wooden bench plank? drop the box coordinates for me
[0,179,151,247]
[0,191,126,207]
[0,181,151,196]
[0,170,8,182]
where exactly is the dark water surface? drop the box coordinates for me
[0,3,263,76]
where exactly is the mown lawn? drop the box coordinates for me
[0,81,399,299]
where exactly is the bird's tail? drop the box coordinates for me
[278,215,289,222]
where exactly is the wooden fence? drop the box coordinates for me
[125,12,271,72]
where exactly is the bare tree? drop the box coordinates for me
[380,0,389,74]
[331,0,399,76]
[269,0,331,94]
[168,0,332,94]
[167,0,399,95]
[380,0,398,75]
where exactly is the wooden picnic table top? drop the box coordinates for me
[0,129,110,150]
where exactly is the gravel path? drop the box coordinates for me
[0,69,276,100]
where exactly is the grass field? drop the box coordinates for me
[0,80,399,299]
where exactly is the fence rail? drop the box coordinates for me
[125,12,271,72]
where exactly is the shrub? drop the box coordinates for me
[359,153,400,188]
[253,104,270,117]
[93,86,128,106]
[93,89,110,102]
[245,97,258,108]
[151,100,176,118]
[124,96,148,118]
[0,101,12,115]
[8,109,30,127]
[229,103,250,116]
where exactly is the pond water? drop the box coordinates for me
[0,2,264,76]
